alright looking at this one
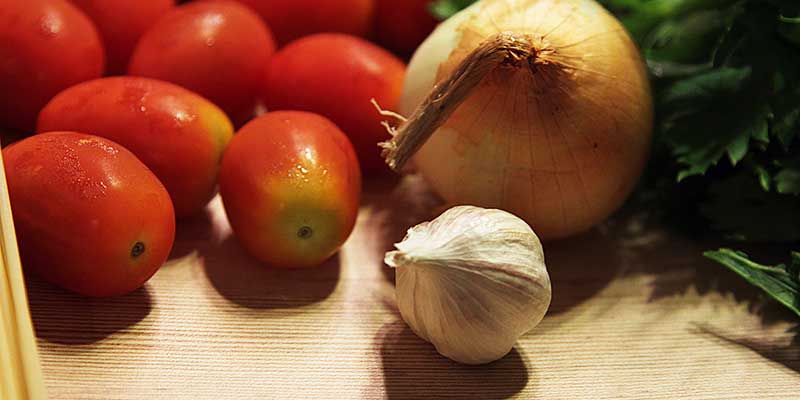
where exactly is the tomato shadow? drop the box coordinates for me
[201,236,341,310]
[26,275,152,345]
[375,320,532,400]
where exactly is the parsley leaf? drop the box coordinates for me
[700,169,800,242]
[429,0,477,20]
[705,249,800,317]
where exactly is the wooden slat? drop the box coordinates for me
[27,177,799,399]
[0,146,46,400]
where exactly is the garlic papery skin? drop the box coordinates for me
[382,0,653,240]
[385,205,552,365]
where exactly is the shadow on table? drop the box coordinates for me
[691,322,800,374]
[202,236,341,310]
[544,228,621,314]
[376,321,532,400]
[365,176,451,286]
[605,211,798,326]
[26,276,152,345]
[168,207,216,261]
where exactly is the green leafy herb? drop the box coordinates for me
[705,249,800,317]
[430,0,477,20]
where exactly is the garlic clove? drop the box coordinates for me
[386,205,551,365]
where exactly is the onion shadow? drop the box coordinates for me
[201,236,341,310]
[364,175,446,286]
[376,321,532,400]
[26,275,152,345]
[542,227,621,314]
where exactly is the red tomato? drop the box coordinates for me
[230,0,374,45]
[69,0,174,75]
[0,0,104,132]
[38,77,233,217]
[219,111,361,268]
[3,132,175,297]
[264,34,405,173]
[375,0,438,57]
[129,1,275,124]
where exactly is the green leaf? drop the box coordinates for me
[660,67,751,110]
[667,101,770,180]
[778,15,800,46]
[775,157,800,194]
[770,90,800,148]
[705,249,800,317]
[429,0,477,20]
[751,162,772,191]
[700,170,800,242]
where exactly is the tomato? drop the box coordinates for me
[0,0,104,132]
[264,34,405,174]
[69,0,174,75]
[3,132,175,297]
[129,1,275,124]
[38,77,233,217]
[219,111,361,268]
[230,0,374,46]
[374,0,438,57]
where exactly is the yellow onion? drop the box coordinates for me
[381,0,653,240]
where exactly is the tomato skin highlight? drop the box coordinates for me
[229,0,374,45]
[374,0,438,57]
[68,0,175,75]
[264,34,406,174]
[0,0,105,132]
[3,132,175,297]
[219,111,361,269]
[38,77,233,217]
[129,1,275,124]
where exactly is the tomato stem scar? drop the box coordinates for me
[297,226,313,239]
[131,241,145,258]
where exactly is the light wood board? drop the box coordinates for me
[26,177,800,399]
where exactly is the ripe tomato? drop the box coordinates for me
[264,34,405,174]
[230,0,374,45]
[69,0,174,75]
[38,77,233,217]
[0,0,104,132]
[219,111,361,268]
[374,0,438,57]
[129,1,275,124]
[3,132,175,297]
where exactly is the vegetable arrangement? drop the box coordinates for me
[433,0,800,316]
[0,0,796,372]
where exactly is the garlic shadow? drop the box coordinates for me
[544,227,621,314]
[201,236,340,310]
[376,321,531,400]
[26,275,152,345]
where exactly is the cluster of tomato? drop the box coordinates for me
[0,0,437,297]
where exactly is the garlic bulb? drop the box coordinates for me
[381,0,653,240]
[385,205,551,364]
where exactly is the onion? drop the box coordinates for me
[381,0,653,240]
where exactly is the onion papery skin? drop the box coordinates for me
[400,0,653,240]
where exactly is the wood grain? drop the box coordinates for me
[26,177,800,399]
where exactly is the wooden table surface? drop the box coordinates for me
[25,177,800,399]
